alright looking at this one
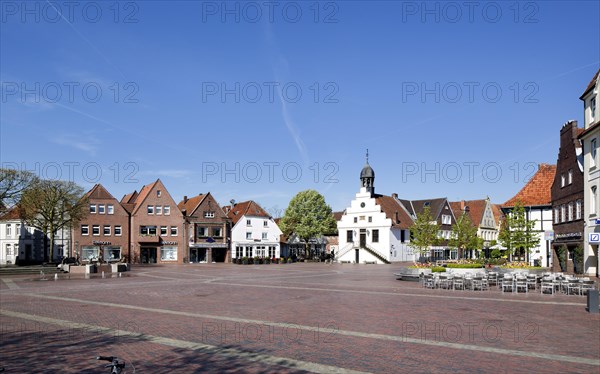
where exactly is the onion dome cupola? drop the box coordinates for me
[360,149,375,196]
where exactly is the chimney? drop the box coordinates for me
[183,196,188,203]
[460,200,466,210]
[392,193,398,199]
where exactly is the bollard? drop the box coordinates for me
[102,271,105,279]
[587,289,599,314]
[54,273,58,281]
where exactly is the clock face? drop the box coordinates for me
[360,202,365,208]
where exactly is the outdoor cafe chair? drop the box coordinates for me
[501,275,514,292]
[526,274,538,290]
[437,274,452,289]
[424,274,436,289]
[487,272,498,287]
[453,275,465,290]
[540,278,555,295]
[515,276,528,293]
[471,277,483,291]
[567,280,581,295]
[580,280,595,295]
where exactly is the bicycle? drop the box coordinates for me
[96,356,134,374]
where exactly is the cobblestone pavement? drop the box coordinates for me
[1,263,599,373]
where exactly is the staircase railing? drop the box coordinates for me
[335,242,355,260]
[364,244,391,264]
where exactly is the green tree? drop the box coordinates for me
[449,212,480,259]
[408,206,440,261]
[279,190,337,259]
[19,180,88,262]
[498,201,540,262]
[0,168,38,213]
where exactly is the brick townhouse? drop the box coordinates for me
[178,193,230,263]
[121,179,185,264]
[551,120,585,273]
[72,184,130,263]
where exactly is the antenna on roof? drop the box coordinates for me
[366,149,369,163]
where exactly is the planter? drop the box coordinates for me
[395,267,432,281]
[111,263,130,272]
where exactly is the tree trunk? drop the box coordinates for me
[304,241,310,260]
[49,231,55,263]
[43,234,49,263]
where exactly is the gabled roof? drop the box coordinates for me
[119,179,177,216]
[409,197,448,219]
[374,194,414,229]
[449,199,488,226]
[580,68,600,99]
[0,205,22,221]
[132,182,157,215]
[491,204,504,225]
[178,194,206,215]
[332,211,344,221]
[120,190,138,214]
[85,184,118,201]
[503,164,556,207]
[578,120,600,138]
[226,200,271,225]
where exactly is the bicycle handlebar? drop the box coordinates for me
[96,356,116,362]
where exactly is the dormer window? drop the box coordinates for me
[591,97,597,121]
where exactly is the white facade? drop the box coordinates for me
[502,206,553,267]
[230,215,282,259]
[337,187,413,264]
[478,200,500,244]
[0,219,44,265]
[581,71,600,276]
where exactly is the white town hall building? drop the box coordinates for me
[336,154,415,264]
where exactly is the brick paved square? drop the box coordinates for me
[1,263,599,373]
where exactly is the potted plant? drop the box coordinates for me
[264,257,271,264]
[242,256,248,265]
[253,256,260,264]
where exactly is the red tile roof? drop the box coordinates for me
[503,164,556,207]
[449,199,487,226]
[580,68,600,99]
[0,205,22,220]
[177,194,206,216]
[84,184,118,201]
[226,200,271,225]
[332,211,344,221]
[374,194,414,229]
[491,204,504,226]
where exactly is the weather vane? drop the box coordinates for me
[366,149,369,163]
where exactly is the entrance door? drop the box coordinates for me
[355,248,359,263]
[198,249,207,263]
[141,247,157,264]
[190,249,198,263]
[213,248,226,262]
[360,229,366,248]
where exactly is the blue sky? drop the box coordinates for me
[1,1,599,214]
